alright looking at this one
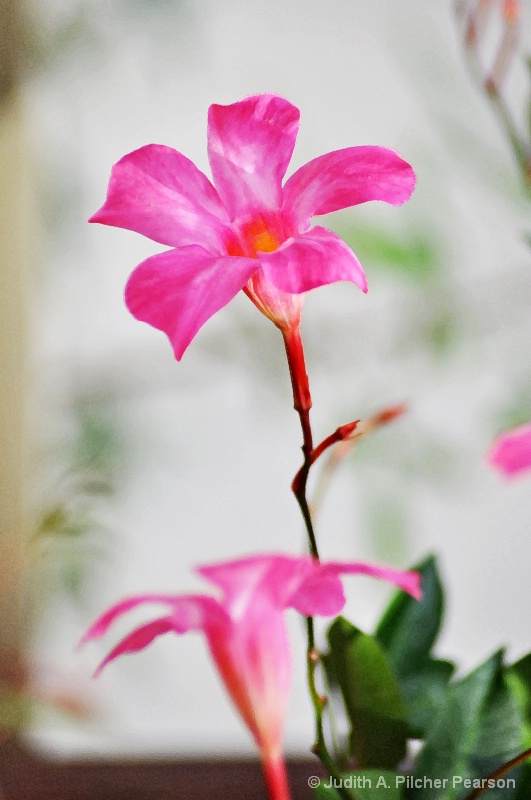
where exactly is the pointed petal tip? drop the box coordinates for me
[92,651,118,678]
[92,662,106,679]
[124,248,257,364]
[78,621,106,648]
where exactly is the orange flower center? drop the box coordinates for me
[226,212,290,259]
[240,217,279,255]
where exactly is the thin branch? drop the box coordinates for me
[464,747,531,800]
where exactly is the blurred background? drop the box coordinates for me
[1,0,530,764]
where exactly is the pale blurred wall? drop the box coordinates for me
[22,0,531,757]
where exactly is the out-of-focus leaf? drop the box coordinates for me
[326,617,408,770]
[508,654,531,746]
[73,397,122,479]
[514,761,531,800]
[400,658,455,738]
[375,556,455,738]
[423,309,457,355]
[314,769,403,800]
[332,222,439,283]
[376,556,443,678]
[411,651,523,799]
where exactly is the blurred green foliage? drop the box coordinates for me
[317,556,530,799]
[34,392,123,601]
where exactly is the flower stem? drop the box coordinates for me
[282,325,355,800]
[282,326,318,558]
[261,751,292,800]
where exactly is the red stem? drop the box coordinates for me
[281,326,352,800]
[282,326,312,446]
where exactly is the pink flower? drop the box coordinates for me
[82,553,421,800]
[487,422,531,477]
[90,94,415,359]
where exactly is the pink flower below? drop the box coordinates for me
[90,94,416,359]
[487,422,531,478]
[82,553,421,800]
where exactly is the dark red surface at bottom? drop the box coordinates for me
[0,739,325,799]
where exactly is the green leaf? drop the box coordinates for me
[410,651,524,799]
[375,556,455,739]
[400,658,455,738]
[376,555,443,678]
[507,654,531,798]
[514,762,531,800]
[314,770,403,799]
[508,653,531,747]
[326,617,409,770]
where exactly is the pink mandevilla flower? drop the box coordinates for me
[82,554,421,800]
[487,422,531,478]
[90,94,415,359]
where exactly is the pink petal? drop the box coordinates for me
[289,572,346,617]
[197,555,311,617]
[80,593,178,645]
[259,226,367,295]
[329,561,422,600]
[207,94,300,220]
[94,616,176,677]
[89,145,230,252]
[283,146,416,229]
[487,422,531,477]
[289,561,422,617]
[125,246,259,359]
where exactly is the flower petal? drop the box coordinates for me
[80,593,179,645]
[85,594,223,677]
[283,146,416,229]
[290,560,422,617]
[197,555,311,619]
[259,226,367,295]
[89,145,230,252]
[487,422,531,478]
[328,561,422,600]
[207,94,300,220]
[94,616,176,677]
[289,571,346,617]
[125,246,259,359]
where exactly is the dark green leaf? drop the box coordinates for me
[326,617,409,770]
[514,762,531,800]
[400,659,455,738]
[410,651,523,800]
[376,556,443,678]
[314,770,403,799]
